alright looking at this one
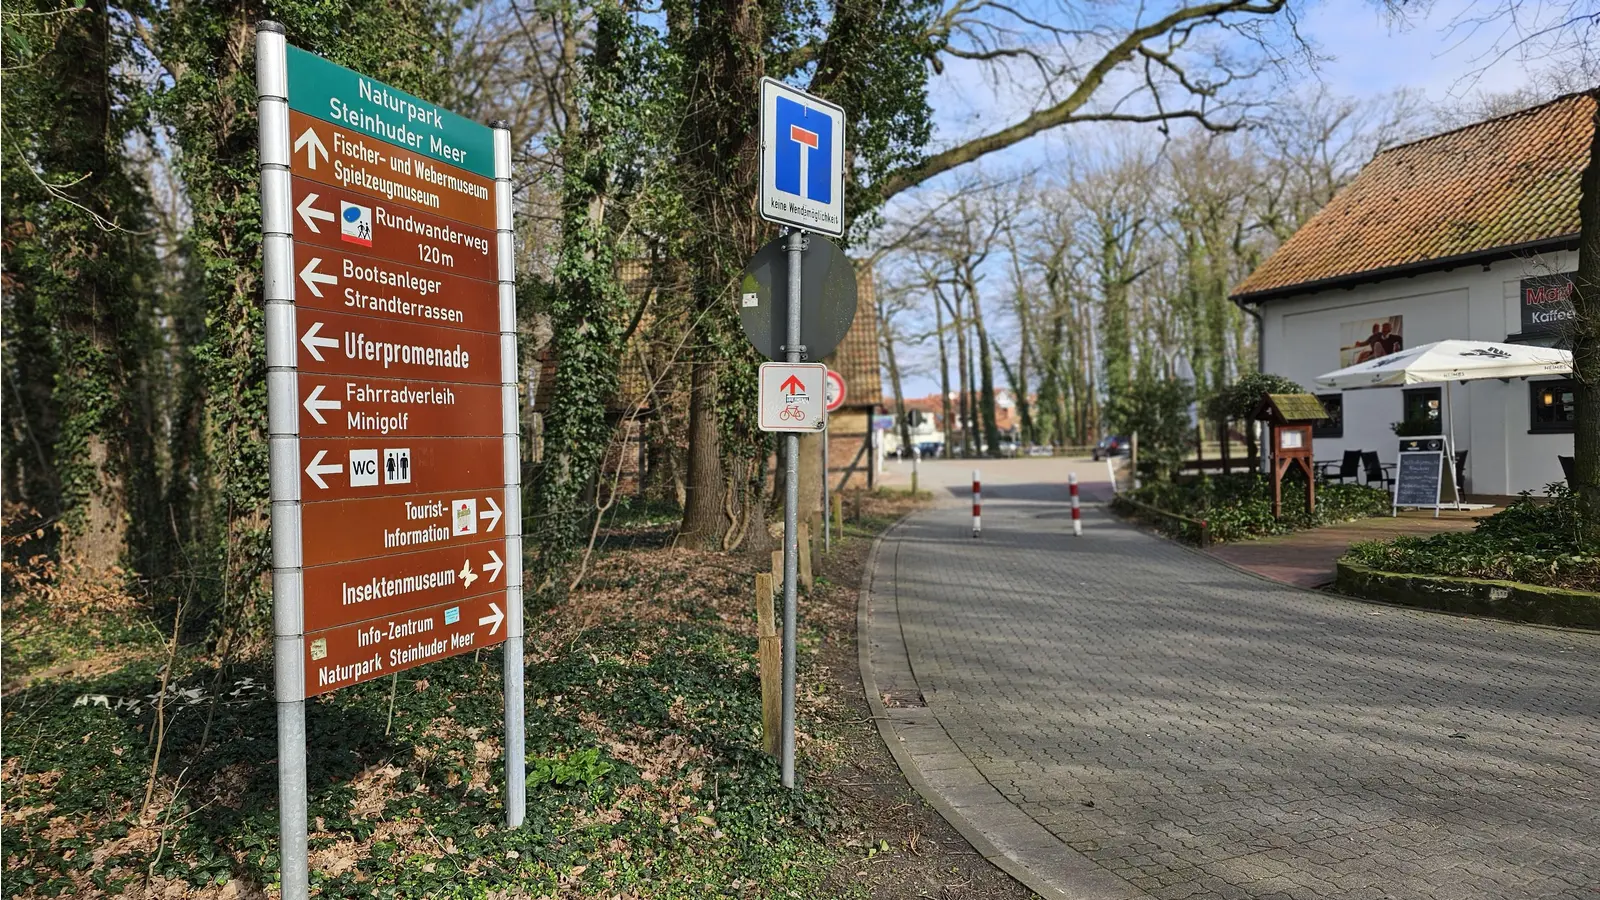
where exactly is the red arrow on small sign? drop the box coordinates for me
[780,375,806,394]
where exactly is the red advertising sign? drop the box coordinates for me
[297,373,503,438]
[288,109,496,230]
[299,490,507,569]
[291,175,497,281]
[298,436,504,502]
[295,307,501,385]
[292,244,500,335]
[304,590,508,696]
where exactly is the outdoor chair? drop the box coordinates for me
[1560,455,1575,485]
[1361,451,1394,492]
[1319,449,1361,484]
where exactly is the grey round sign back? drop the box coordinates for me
[738,234,858,362]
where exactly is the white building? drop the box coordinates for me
[1232,93,1594,499]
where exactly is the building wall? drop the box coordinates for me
[1259,249,1580,497]
[827,408,877,492]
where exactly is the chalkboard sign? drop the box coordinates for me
[1393,450,1444,510]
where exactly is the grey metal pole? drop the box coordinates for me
[781,228,805,788]
[492,122,527,828]
[257,21,309,900]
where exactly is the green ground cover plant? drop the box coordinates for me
[1116,472,1392,544]
[1344,485,1600,592]
[0,495,937,900]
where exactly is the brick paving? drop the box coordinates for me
[866,460,1600,899]
[1207,509,1486,588]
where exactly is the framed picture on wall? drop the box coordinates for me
[1339,315,1404,367]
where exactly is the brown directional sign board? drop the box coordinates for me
[298,490,506,568]
[284,44,507,694]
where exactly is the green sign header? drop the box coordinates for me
[285,45,494,179]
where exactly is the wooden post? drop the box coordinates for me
[798,522,813,590]
[755,573,780,756]
[771,549,782,584]
[832,493,844,543]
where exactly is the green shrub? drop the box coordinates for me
[1106,373,1195,482]
[1118,472,1390,543]
[1344,484,1600,591]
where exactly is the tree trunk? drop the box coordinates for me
[1573,92,1600,530]
[679,361,727,547]
[969,278,1002,455]
[948,293,973,456]
[936,294,955,458]
[882,314,912,458]
[670,0,765,549]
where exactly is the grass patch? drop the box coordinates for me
[1115,472,1392,544]
[1344,485,1600,592]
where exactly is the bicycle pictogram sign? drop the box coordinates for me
[758,362,827,432]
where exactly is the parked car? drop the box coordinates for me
[1027,445,1054,457]
[1092,435,1129,461]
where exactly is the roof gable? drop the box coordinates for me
[1233,92,1595,302]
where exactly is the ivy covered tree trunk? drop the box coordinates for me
[1,0,158,576]
[528,1,629,600]
[971,290,1001,455]
[670,0,767,550]
[148,0,461,636]
[1571,91,1600,534]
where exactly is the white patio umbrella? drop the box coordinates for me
[1313,339,1571,389]
[1315,340,1572,509]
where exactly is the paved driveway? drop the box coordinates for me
[865,460,1599,899]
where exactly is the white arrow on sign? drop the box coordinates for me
[300,322,339,362]
[296,192,335,233]
[480,497,502,532]
[301,384,341,424]
[485,550,504,583]
[294,126,329,170]
[298,257,338,297]
[304,449,342,490]
[479,601,505,636]
[459,558,478,589]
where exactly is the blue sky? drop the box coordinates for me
[884,0,1553,400]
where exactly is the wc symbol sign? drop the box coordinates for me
[347,448,411,487]
[383,448,411,485]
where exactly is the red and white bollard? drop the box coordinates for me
[972,469,981,539]
[1069,472,1082,536]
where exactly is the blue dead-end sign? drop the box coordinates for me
[759,78,846,237]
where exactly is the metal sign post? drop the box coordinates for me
[493,121,527,829]
[757,77,845,791]
[257,23,523,895]
[781,228,805,788]
[256,24,309,900]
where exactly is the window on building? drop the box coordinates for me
[1402,387,1442,435]
[1313,394,1343,438]
[1530,379,1576,433]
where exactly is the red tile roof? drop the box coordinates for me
[1232,92,1595,302]
[824,260,883,408]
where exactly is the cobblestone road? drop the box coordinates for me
[870,460,1599,899]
